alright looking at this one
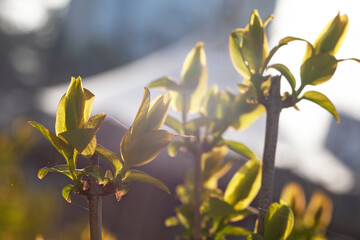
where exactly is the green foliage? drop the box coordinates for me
[264,201,294,240]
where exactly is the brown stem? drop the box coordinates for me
[88,153,102,240]
[193,140,202,240]
[257,76,282,235]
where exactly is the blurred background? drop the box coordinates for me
[1,0,360,239]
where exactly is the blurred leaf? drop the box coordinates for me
[314,13,348,55]
[148,76,179,91]
[204,197,237,218]
[115,183,131,202]
[278,36,314,63]
[301,91,339,122]
[165,216,179,227]
[300,53,337,86]
[280,182,306,218]
[84,113,106,130]
[267,64,296,91]
[215,225,251,240]
[264,202,294,240]
[229,32,250,78]
[96,144,122,177]
[224,158,261,210]
[224,140,256,159]
[247,233,264,240]
[176,203,193,229]
[165,115,183,134]
[121,129,173,167]
[123,169,170,194]
[83,88,95,124]
[55,94,66,135]
[146,93,171,132]
[28,122,75,170]
[185,116,211,133]
[303,191,333,230]
[62,184,76,203]
[167,140,185,157]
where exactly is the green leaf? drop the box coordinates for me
[37,164,74,180]
[28,121,74,169]
[84,113,106,130]
[175,203,193,229]
[180,42,208,113]
[215,225,251,239]
[278,36,314,63]
[132,88,150,137]
[224,140,256,159]
[164,216,179,227]
[81,165,106,184]
[204,197,237,218]
[165,115,183,134]
[146,93,171,132]
[224,158,261,210]
[83,88,95,124]
[301,91,339,122]
[247,233,264,240]
[314,13,348,55]
[59,128,97,157]
[300,53,337,86]
[64,77,83,130]
[229,32,250,78]
[55,94,66,135]
[122,169,170,194]
[264,202,294,240]
[147,76,179,91]
[62,184,76,203]
[185,116,211,133]
[95,144,122,177]
[267,64,296,91]
[280,182,306,218]
[121,129,173,167]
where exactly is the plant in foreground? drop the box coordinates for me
[30,77,173,239]
[229,10,359,235]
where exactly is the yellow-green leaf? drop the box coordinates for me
[59,128,97,157]
[147,76,179,91]
[300,53,337,86]
[215,225,251,239]
[83,88,95,123]
[280,182,306,218]
[167,140,185,157]
[37,164,74,181]
[96,144,122,177]
[64,77,81,130]
[301,91,339,123]
[224,158,261,210]
[229,32,250,78]
[146,93,171,132]
[264,202,294,240]
[84,113,106,130]
[224,140,256,159]
[278,36,314,63]
[29,121,74,169]
[314,13,348,55]
[62,184,75,203]
[180,42,208,113]
[122,169,170,194]
[121,129,173,167]
[267,64,296,91]
[303,191,333,230]
[204,197,237,218]
[81,165,106,184]
[132,88,150,137]
[165,115,183,134]
[55,94,66,135]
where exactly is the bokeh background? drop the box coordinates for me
[1,0,360,239]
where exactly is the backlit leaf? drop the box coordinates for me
[59,128,97,156]
[146,93,171,132]
[301,91,339,123]
[229,32,250,78]
[123,169,170,194]
[81,165,106,184]
[29,121,74,169]
[267,64,296,91]
[215,225,251,239]
[96,144,122,177]
[264,202,294,240]
[224,158,261,210]
[280,182,306,218]
[165,115,183,134]
[300,53,337,86]
[62,184,76,203]
[55,94,66,135]
[37,164,74,180]
[165,216,179,227]
[224,140,256,159]
[132,88,150,137]
[303,191,333,230]
[314,13,348,55]
[204,197,237,218]
[121,130,173,167]
[147,76,179,91]
[167,140,185,157]
[278,36,314,63]
[83,88,95,124]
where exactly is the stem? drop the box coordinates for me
[257,76,282,235]
[88,153,103,240]
[193,138,202,240]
